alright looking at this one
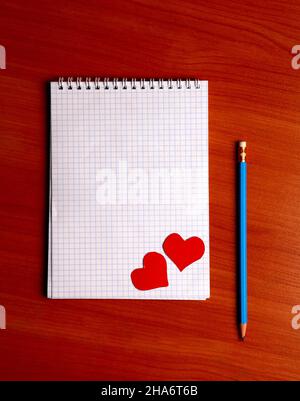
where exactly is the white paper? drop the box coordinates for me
[48,79,210,299]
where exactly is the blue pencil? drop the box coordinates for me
[238,141,247,339]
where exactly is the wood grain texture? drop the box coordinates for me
[1,0,300,381]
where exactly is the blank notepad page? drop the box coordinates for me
[48,79,209,299]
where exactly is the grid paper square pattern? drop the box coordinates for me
[48,79,210,299]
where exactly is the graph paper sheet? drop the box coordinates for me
[48,79,209,299]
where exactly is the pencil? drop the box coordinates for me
[238,141,247,340]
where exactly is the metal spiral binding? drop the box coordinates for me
[58,77,200,90]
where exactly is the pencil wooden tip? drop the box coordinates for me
[240,323,247,339]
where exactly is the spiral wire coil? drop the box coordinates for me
[58,77,200,90]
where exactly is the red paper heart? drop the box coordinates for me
[131,252,169,291]
[163,233,205,271]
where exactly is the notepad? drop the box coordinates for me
[48,78,209,299]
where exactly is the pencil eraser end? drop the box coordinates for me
[238,141,247,162]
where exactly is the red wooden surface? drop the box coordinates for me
[1,0,300,380]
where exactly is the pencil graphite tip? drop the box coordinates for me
[240,323,247,340]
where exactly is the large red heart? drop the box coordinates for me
[163,233,205,271]
[131,252,169,291]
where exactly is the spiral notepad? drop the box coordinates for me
[48,78,209,299]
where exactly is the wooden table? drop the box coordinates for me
[1,0,300,381]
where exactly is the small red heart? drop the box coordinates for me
[131,252,169,291]
[163,233,205,271]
